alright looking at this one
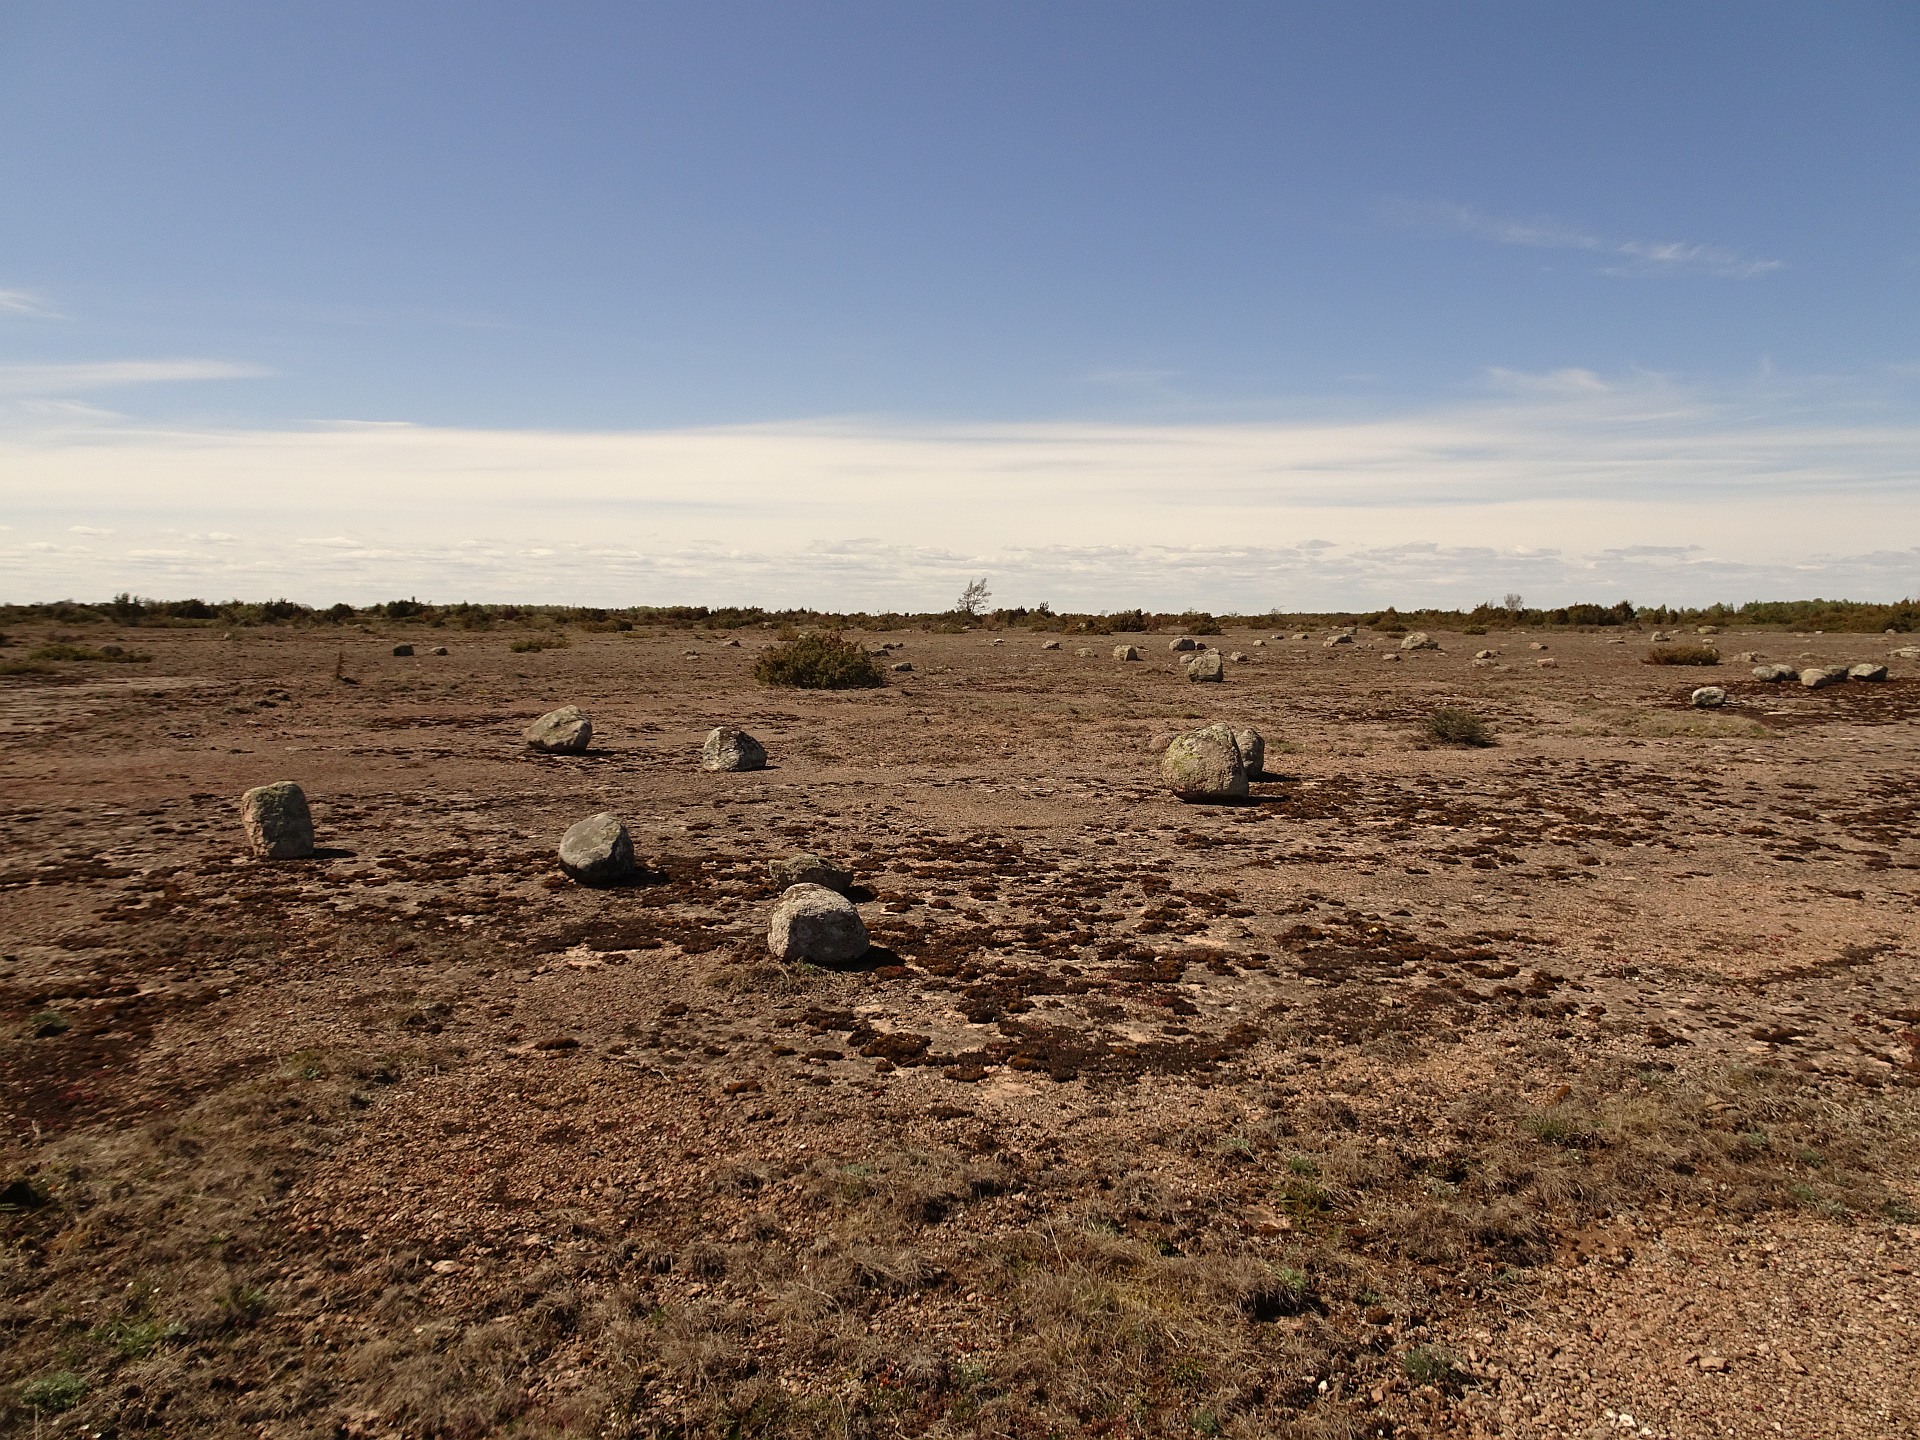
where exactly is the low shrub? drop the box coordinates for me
[754,632,885,690]
[1424,708,1493,747]
[20,1370,88,1414]
[28,643,150,663]
[1645,645,1719,666]
[509,637,569,653]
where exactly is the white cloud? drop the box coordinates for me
[68,524,114,536]
[0,359,273,395]
[0,370,1914,608]
[1389,201,1783,279]
[0,289,62,319]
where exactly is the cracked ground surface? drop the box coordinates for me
[2,622,1917,1439]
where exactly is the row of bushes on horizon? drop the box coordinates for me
[2,592,1916,634]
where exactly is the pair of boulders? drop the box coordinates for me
[1754,663,1797,682]
[1161,723,1264,801]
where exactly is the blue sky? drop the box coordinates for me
[2,3,1917,607]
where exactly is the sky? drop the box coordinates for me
[2,1,1917,611]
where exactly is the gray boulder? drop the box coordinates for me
[558,812,637,886]
[524,705,592,754]
[1161,724,1248,802]
[1474,648,1497,659]
[1186,650,1225,683]
[891,661,914,673]
[1849,662,1888,682]
[240,781,315,860]
[1753,664,1798,682]
[768,884,869,964]
[428,646,449,656]
[1113,644,1141,661]
[1801,667,1844,690]
[1399,632,1439,651]
[770,852,853,893]
[1690,686,1728,709]
[1233,727,1266,777]
[1891,646,1920,661]
[1324,631,1354,648]
[391,643,414,657]
[1041,639,1062,650]
[702,726,767,771]
[1169,636,1200,652]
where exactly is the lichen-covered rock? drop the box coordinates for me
[1800,667,1844,690]
[1848,662,1888,682]
[1399,632,1439,651]
[1113,645,1140,661]
[769,852,853,893]
[524,705,592,754]
[240,781,315,859]
[1690,686,1728,708]
[768,884,869,964]
[1753,664,1797,682]
[558,812,636,886]
[1323,630,1354,647]
[1186,650,1225,683]
[701,726,767,771]
[1161,724,1248,802]
[1041,640,1061,650]
[1169,636,1199,652]
[1233,727,1265,777]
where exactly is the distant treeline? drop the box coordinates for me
[3,593,1916,634]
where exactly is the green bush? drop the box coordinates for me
[1645,645,1720,666]
[509,637,568,653]
[20,1371,87,1413]
[753,632,885,690]
[1424,708,1493,747]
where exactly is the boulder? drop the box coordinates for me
[1161,724,1248,802]
[558,812,637,886]
[524,705,592,754]
[1848,662,1889,682]
[1251,639,1265,647]
[428,646,449,656]
[891,661,914,673]
[1536,657,1558,668]
[1650,631,1673,643]
[1697,626,1720,635]
[768,884,869,964]
[1399,632,1438,651]
[1234,727,1266,777]
[240,781,315,860]
[1228,651,1248,662]
[1169,636,1200,652]
[1800,667,1844,690]
[1041,639,1062,650]
[1690,686,1728,709]
[1113,644,1141,661]
[702,726,768,771]
[1474,649,1497,660]
[1891,646,1920,661]
[1381,652,1402,662]
[1186,650,1225,682]
[770,852,853,893]
[1753,664,1798,682]
[1074,647,1094,657]
[391,643,414,657]
[1323,631,1354,648]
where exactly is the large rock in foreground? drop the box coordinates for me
[1161,724,1248,802]
[768,884,869,964]
[240,781,315,859]
[702,726,768,771]
[524,705,592,754]
[558,812,637,886]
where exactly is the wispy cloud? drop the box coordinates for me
[0,289,63,319]
[1,369,1913,608]
[1389,201,1783,279]
[0,359,273,395]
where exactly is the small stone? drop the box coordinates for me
[1690,686,1728,708]
[1113,644,1140,661]
[1848,662,1888,682]
[1292,633,1309,641]
[1753,664,1798,682]
[769,852,853,893]
[1697,1354,1728,1372]
[1735,651,1760,662]
[1169,636,1200,652]
[1323,632,1354,648]
[1041,639,1062,650]
[1161,723,1248,802]
[702,726,767,771]
[1381,651,1402,662]
[1800,667,1844,690]
[1251,638,1265,647]
[428,646,449,656]
[391,643,414,657]
[1891,646,1920,660]
[1074,647,1093,657]
[1228,651,1248,662]
[1471,657,1496,668]
[1529,641,1548,650]
[1651,631,1673,642]
[558,812,637,886]
[239,781,315,859]
[524,705,592,754]
[768,884,869,964]
[1697,625,1720,635]
[1233,727,1265,777]
[723,637,741,647]
[1475,648,1496,659]
[1186,650,1225,682]
[1399,631,1438,651]
[1536,657,1558,668]
[891,660,913,672]
[990,638,1004,646]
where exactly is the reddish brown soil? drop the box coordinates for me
[2,623,1916,1439]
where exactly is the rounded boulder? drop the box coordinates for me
[702,726,768,771]
[524,705,592,754]
[240,781,315,860]
[768,884,869,964]
[558,812,637,886]
[1161,723,1248,802]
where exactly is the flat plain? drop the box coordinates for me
[3,622,1917,1439]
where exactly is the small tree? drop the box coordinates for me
[1502,593,1524,615]
[955,578,992,616]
